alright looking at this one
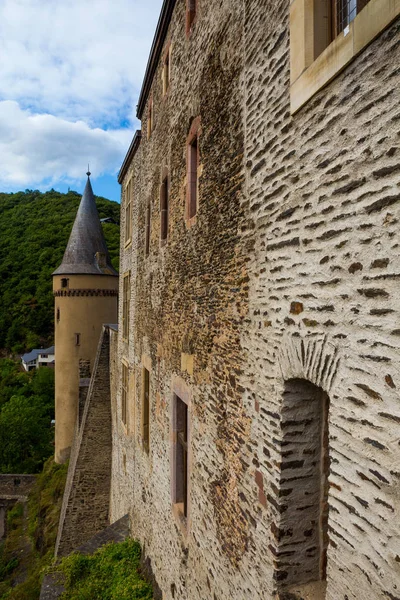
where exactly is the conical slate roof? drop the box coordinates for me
[53,176,118,276]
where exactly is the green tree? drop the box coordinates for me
[0,395,53,473]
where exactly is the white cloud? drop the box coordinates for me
[0,0,162,189]
[0,0,162,124]
[0,101,132,187]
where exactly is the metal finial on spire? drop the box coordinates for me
[86,163,91,177]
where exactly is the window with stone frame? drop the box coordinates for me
[162,45,171,95]
[186,0,197,35]
[147,97,153,139]
[142,367,150,453]
[121,361,128,428]
[122,272,130,341]
[333,0,371,38]
[160,173,169,242]
[186,116,201,224]
[61,278,69,288]
[172,394,189,523]
[124,179,133,245]
[145,203,151,256]
[290,0,399,113]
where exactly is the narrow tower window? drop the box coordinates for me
[122,272,130,340]
[147,98,153,139]
[145,203,151,256]
[56,308,60,322]
[75,333,80,346]
[186,0,197,34]
[187,136,198,220]
[121,361,128,427]
[163,47,171,95]
[125,179,132,245]
[142,367,150,452]
[173,395,189,520]
[61,278,69,288]
[160,175,169,242]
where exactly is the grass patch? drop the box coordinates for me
[0,458,67,600]
[58,539,153,600]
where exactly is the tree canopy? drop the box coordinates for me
[0,360,55,473]
[0,189,120,352]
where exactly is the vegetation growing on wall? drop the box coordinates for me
[0,359,55,474]
[0,459,68,599]
[0,189,120,353]
[58,539,153,600]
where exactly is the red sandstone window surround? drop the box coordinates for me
[172,390,190,532]
[145,203,151,256]
[122,272,130,341]
[124,179,133,245]
[160,171,169,243]
[186,116,201,226]
[186,0,197,36]
[162,43,171,96]
[142,367,150,453]
[121,361,128,427]
[147,97,154,139]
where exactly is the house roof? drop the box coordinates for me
[21,349,40,363]
[21,346,55,363]
[38,346,55,356]
[53,175,117,277]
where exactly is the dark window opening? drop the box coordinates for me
[160,176,169,241]
[163,50,170,94]
[187,136,198,219]
[75,333,80,346]
[145,204,151,256]
[142,367,150,452]
[56,308,60,322]
[61,278,69,288]
[186,0,196,33]
[122,273,130,340]
[275,379,330,596]
[175,395,189,518]
[122,362,128,426]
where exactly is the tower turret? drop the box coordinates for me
[53,174,118,463]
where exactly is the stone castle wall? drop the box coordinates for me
[0,475,36,497]
[109,1,400,599]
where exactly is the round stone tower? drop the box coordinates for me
[52,174,118,464]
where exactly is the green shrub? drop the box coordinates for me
[58,539,153,600]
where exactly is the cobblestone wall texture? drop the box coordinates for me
[108,1,400,599]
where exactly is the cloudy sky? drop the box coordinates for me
[0,0,163,201]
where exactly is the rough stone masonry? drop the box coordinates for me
[56,0,400,599]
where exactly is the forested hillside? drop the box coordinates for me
[0,189,120,352]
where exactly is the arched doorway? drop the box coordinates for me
[275,379,330,597]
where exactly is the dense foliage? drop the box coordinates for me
[0,359,55,473]
[0,189,120,352]
[58,539,153,600]
[0,459,68,599]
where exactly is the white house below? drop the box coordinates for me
[21,346,55,371]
